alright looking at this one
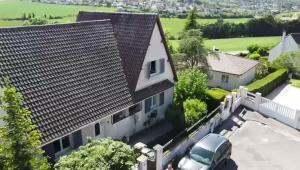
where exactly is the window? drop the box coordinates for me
[145,95,157,113]
[221,75,229,83]
[129,103,142,115]
[112,110,128,124]
[94,123,100,136]
[159,92,164,106]
[53,136,71,154]
[150,61,157,74]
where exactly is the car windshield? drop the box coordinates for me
[189,146,214,165]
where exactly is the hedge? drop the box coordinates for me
[246,68,288,96]
[206,88,230,111]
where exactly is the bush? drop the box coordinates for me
[183,99,207,127]
[55,138,136,170]
[247,69,288,96]
[174,68,208,107]
[248,53,261,60]
[206,88,230,111]
[165,105,185,130]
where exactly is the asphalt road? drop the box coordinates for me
[220,111,300,170]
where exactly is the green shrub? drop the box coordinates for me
[206,88,230,111]
[174,68,208,107]
[248,53,261,60]
[165,105,185,130]
[247,69,288,96]
[183,99,207,127]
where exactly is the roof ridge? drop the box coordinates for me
[0,19,112,31]
[79,11,158,16]
[223,52,259,63]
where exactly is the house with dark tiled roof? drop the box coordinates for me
[269,31,300,61]
[0,13,176,162]
[207,53,259,90]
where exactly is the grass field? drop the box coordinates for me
[291,79,300,88]
[170,36,281,52]
[0,0,249,34]
[161,18,249,38]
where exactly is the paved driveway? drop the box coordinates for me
[220,110,300,170]
[266,83,300,110]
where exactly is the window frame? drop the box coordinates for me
[145,95,158,114]
[159,92,164,106]
[112,110,128,124]
[53,135,71,155]
[94,122,101,137]
[129,102,142,115]
[221,74,229,83]
[150,60,157,75]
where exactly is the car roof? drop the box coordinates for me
[196,133,228,152]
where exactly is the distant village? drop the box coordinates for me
[37,0,300,18]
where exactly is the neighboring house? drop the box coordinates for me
[207,53,259,90]
[0,13,176,162]
[269,31,300,61]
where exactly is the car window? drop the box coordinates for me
[189,146,214,165]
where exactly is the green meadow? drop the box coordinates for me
[171,36,281,52]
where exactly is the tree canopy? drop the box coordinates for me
[55,138,137,170]
[176,29,210,69]
[0,79,50,170]
[174,68,208,107]
[184,7,199,31]
[272,51,300,74]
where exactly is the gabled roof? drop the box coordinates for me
[290,33,300,44]
[0,20,133,144]
[77,12,177,94]
[207,53,259,75]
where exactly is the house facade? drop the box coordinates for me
[269,32,300,61]
[0,13,176,162]
[207,53,259,90]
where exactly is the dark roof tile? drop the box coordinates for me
[0,20,133,143]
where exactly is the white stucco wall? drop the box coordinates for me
[237,66,256,86]
[269,35,299,61]
[208,71,239,90]
[135,23,175,91]
[208,67,256,90]
[80,87,174,142]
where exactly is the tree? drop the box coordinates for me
[183,99,207,127]
[0,79,50,170]
[164,30,176,54]
[184,7,199,31]
[177,29,210,69]
[174,68,208,107]
[55,138,136,170]
[256,58,269,79]
[272,51,300,74]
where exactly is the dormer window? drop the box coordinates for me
[150,61,157,74]
[147,58,165,78]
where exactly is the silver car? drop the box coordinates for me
[178,133,232,170]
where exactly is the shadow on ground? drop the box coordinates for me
[220,159,238,170]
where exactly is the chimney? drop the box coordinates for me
[282,30,287,41]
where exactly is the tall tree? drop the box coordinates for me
[0,79,50,170]
[184,7,199,31]
[177,29,211,69]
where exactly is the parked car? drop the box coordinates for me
[178,133,232,170]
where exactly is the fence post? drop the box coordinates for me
[137,155,148,170]
[154,144,164,170]
[240,86,248,99]
[254,92,262,111]
[294,110,300,130]
[231,92,237,112]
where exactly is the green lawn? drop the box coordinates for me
[161,18,249,38]
[291,79,300,88]
[170,36,281,52]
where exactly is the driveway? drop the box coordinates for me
[266,83,300,110]
[220,110,300,170]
